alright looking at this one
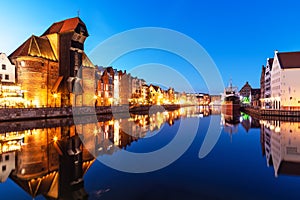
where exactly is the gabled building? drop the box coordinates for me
[0,53,24,107]
[270,51,300,110]
[9,17,95,107]
[148,84,164,105]
[239,81,252,104]
[96,66,114,106]
[261,58,274,109]
[251,88,261,108]
[265,58,273,98]
[113,69,123,105]
[0,53,15,83]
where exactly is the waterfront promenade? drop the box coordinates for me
[242,107,300,121]
[0,104,181,121]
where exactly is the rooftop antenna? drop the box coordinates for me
[77,9,80,17]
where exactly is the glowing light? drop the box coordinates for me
[20,61,25,67]
[53,136,58,142]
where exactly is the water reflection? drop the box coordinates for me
[221,112,259,142]
[220,109,300,178]
[0,106,213,199]
[261,120,300,177]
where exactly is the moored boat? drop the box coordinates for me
[221,80,240,117]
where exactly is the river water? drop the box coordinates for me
[0,106,300,200]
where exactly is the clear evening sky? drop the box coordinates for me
[1,0,300,94]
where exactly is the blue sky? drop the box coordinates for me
[1,0,300,94]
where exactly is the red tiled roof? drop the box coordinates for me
[277,52,300,69]
[42,17,88,36]
[9,35,57,61]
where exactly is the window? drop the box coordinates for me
[5,75,9,80]
[20,61,25,67]
[2,64,6,70]
[5,155,9,161]
[2,165,6,172]
[0,74,2,80]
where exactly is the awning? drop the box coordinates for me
[51,76,63,93]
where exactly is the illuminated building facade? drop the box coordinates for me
[0,53,24,107]
[96,67,115,106]
[9,17,95,107]
[270,51,300,110]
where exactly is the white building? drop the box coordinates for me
[113,69,121,105]
[0,53,15,83]
[264,121,300,177]
[261,58,273,109]
[0,152,16,182]
[269,50,300,110]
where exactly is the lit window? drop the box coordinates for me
[2,64,6,70]
[20,61,25,67]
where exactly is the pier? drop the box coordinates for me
[241,107,300,121]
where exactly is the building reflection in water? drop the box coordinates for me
[0,106,213,199]
[221,112,260,141]
[261,120,300,177]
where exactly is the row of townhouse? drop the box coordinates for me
[260,50,300,110]
[0,17,155,108]
[94,65,192,106]
[0,17,208,108]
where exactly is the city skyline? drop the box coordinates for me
[1,0,300,93]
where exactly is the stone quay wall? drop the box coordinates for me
[0,104,181,121]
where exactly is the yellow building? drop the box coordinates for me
[9,17,95,107]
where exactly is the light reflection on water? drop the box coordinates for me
[0,107,300,199]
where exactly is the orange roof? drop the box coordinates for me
[42,17,88,36]
[9,35,57,61]
[277,51,300,69]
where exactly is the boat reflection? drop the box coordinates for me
[261,120,300,177]
[0,106,213,199]
[221,112,260,140]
